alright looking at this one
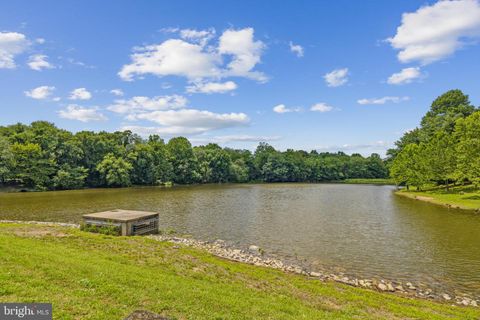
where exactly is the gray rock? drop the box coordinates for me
[248,245,260,253]
[377,283,388,291]
[442,293,451,301]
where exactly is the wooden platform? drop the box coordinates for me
[83,209,159,236]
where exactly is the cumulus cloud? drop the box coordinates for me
[324,68,349,87]
[190,134,281,144]
[0,31,30,69]
[107,95,187,114]
[69,88,92,100]
[219,28,267,81]
[179,28,216,46]
[357,96,410,105]
[24,85,55,100]
[387,67,422,85]
[273,104,302,113]
[110,89,124,96]
[58,105,107,122]
[388,0,480,64]
[119,27,266,83]
[289,41,304,57]
[122,109,249,135]
[310,103,334,112]
[27,54,54,71]
[186,81,237,94]
[119,39,221,81]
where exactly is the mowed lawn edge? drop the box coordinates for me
[0,223,478,320]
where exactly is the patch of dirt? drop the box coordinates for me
[124,310,171,320]
[12,228,70,238]
[415,196,434,201]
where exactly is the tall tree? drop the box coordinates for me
[454,111,480,187]
[166,137,198,184]
[96,153,133,187]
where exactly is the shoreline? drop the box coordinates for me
[395,190,480,211]
[0,179,394,194]
[1,219,478,307]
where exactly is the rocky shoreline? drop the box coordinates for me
[148,234,479,308]
[1,220,478,307]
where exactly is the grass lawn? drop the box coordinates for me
[342,178,395,185]
[0,223,478,320]
[396,185,480,210]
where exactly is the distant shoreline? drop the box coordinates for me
[0,179,395,194]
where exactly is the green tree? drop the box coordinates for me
[390,144,428,190]
[422,132,456,187]
[10,143,56,189]
[96,153,133,187]
[166,137,198,184]
[420,89,475,140]
[454,111,480,187]
[53,165,88,190]
[194,144,232,183]
[0,136,13,183]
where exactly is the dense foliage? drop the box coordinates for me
[388,90,479,190]
[0,122,388,190]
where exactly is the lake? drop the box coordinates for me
[1,183,479,296]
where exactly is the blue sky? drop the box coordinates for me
[1,0,479,155]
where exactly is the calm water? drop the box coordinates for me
[1,183,479,295]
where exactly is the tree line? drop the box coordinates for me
[0,122,388,190]
[388,89,480,190]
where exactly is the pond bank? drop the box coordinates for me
[149,234,478,307]
[1,219,478,308]
[4,221,478,319]
[395,189,480,211]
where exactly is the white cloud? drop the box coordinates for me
[324,68,349,87]
[388,0,480,64]
[0,31,30,69]
[107,95,187,114]
[123,109,249,135]
[316,140,391,156]
[27,54,54,71]
[179,28,215,46]
[110,89,124,96]
[119,39,221,81]
[310,103,334,112]
[218,28,267,81]
[186,81,237,94]
[58,105,107,122]
[119,27,267,83]
[273,104,302,113]
[289,41,304,57]
[190,134,281,144]
[24,86,55,100]
[69,88,92,100]
[387,67,422,85]
[35,38,46,44]
[357,96,410,105]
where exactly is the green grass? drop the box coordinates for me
[397,185,480,210]
[342,178,395,185]
[0,223,478,319]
